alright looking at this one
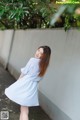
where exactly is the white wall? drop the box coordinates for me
[0,29,80,120]
[0,30,14,68]
[0,31,5,55]
[38,30,80,120]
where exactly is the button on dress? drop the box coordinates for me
[5,57,43,107]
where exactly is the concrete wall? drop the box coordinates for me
[0,29,80,120]
[0,31,5,58]
[0,30,14,68]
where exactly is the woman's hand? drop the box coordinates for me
[18,73,25,79]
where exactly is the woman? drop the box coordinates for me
[5,45,51,120]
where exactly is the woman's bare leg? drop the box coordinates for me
[19,106,29,120]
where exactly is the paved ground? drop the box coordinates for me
[0,63,52,120]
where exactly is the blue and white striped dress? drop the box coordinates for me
[5,57,43,106]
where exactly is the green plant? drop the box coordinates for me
[0,0,80,30]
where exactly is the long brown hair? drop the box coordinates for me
[38,46,51,77]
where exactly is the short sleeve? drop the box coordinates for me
[21,58,32,74]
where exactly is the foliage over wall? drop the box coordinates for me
[0,0,80,31]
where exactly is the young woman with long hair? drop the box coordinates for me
[5,45,51,120]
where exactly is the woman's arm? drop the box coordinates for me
[18,58,33,80]
[20,58,32,75]
[18,73,25,79]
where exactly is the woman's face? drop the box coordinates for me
[35,48,44,59]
